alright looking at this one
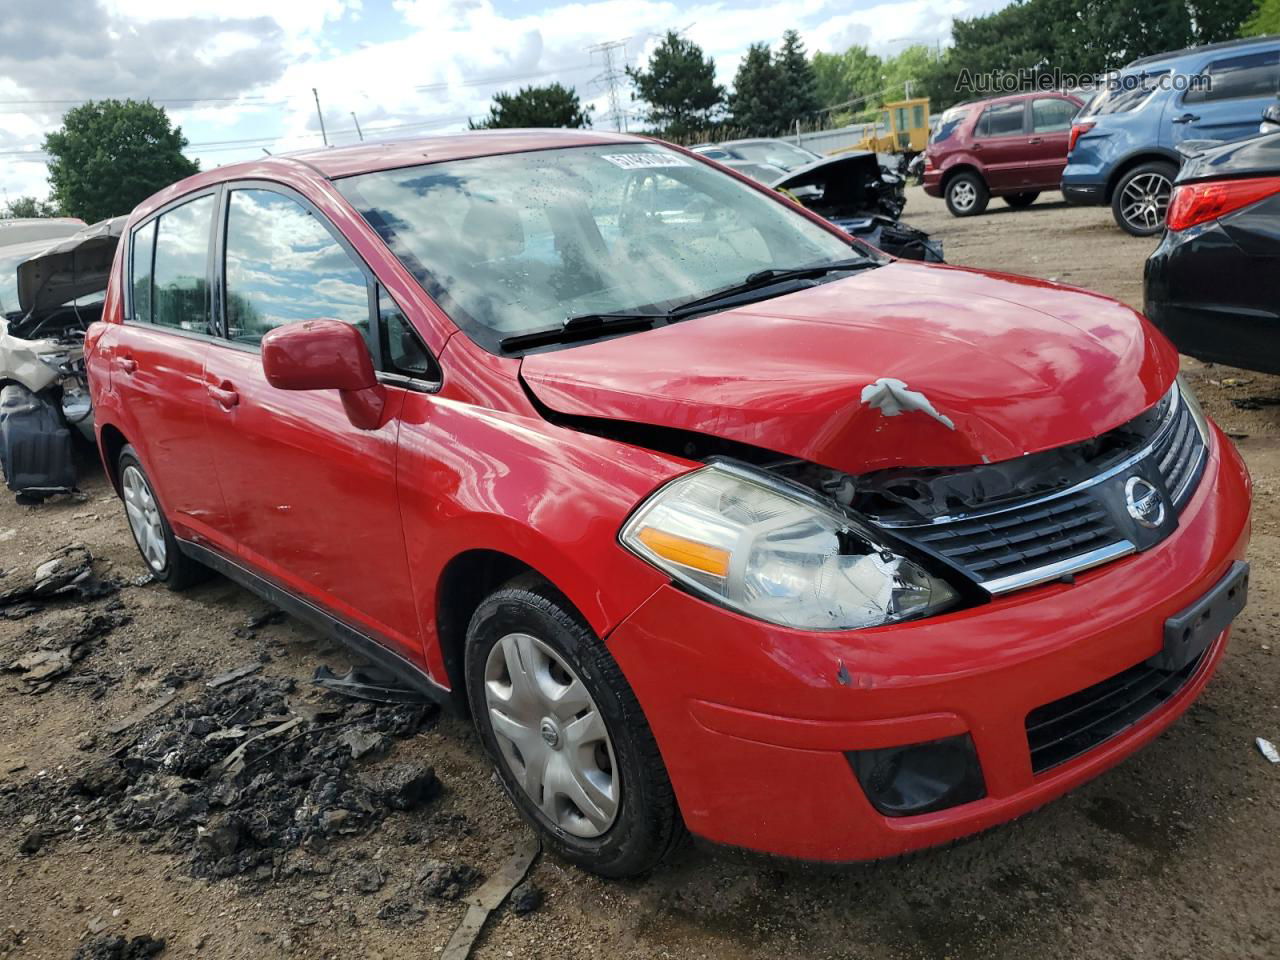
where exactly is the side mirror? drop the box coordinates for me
[261,319,386,430]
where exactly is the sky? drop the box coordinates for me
[0,0,1011,204]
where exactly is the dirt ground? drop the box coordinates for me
[2,185,1278,960]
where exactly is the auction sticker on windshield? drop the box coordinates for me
[602,153,689,169]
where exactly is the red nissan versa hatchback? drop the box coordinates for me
[86,130,1251,878]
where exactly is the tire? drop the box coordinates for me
[465,575,681,878]
[1004,192,1039,208]
[1111,161,1176,236]
[116,445,209,590]
[945,172,989,217]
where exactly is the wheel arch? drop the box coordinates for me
[98,422,129,494]
[941,162,984,192]
[1104,150,1180,203]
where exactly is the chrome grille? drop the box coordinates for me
[881,384,1207,595]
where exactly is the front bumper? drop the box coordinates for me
[606,424,1250,862]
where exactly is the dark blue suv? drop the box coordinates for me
[1063,36,1280,235]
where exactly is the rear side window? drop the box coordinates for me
[223,189,371,347]
[1184,50,1280,104]
[1032,98,1078,132]
[129,220,155,323]
[133,194,215,332]
[976,102,1026,137]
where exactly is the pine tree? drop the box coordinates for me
[626,32,725,138]
[729,43,783,135]
[775,30,821,127]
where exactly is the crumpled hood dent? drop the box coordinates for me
[519,262,1179,474]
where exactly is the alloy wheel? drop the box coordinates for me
[1119,172,1172,231]
[483,631,619,838]
[950,181,976,212]
[122,464,167,572]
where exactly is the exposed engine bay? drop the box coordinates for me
[0,216,123,503]
[772,153,944,263]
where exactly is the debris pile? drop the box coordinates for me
[10,676,442,881]
[2,545,128,692]
[72,935,165,960]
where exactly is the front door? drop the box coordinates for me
[1173,48,1280,145]
[101,190,231,550]
[972,100,1031,190]
[200,184,422,661]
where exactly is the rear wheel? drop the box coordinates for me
[466,576,681,877]
[117,445,209,589]
[945,172,989,217]
[1004,192,1039,208]
[1111,162,1176,236]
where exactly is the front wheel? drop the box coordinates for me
[1111,162,1176,236]
[945,172,989,217]
[1004,192,1039,208]
[465,576,681,877]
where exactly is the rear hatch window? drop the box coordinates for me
[1079,69,1170,117]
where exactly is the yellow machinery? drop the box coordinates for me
[847,97,930,155]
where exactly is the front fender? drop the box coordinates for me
[394,392,689,682]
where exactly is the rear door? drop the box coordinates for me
[200,183,424,662]
[972,100,1031,190]
[1025,97,1079,189]
[103,190,231,549]
[1174,48,1280,145]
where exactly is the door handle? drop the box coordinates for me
[1172,113,1200,124]
[116,355,137,374]
[208,381,240,410]
[1027,137,1043,145]
[971,142,983,151]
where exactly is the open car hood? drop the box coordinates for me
[771,151,900,220]
[519,261,1179,474]
[16,216,126,315]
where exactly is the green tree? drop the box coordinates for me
[0,195,60,218]
[468,82,592,129]
[812,46,884,110]
[729,42,783,134]
[626,31,725,137]
[774,30,821,126]
[43,100,198,224]
[1241,0,1280,35]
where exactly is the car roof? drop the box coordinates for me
[1126,34,1280,69]
[286,128,639,179]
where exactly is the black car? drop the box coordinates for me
[1144,131,1280,373]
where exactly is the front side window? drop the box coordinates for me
[336,144,859,353]
[1184,50,1280,104]
[977,102,1026,137]
[1032,97,1078,133]
[148,194,215,333]
[223,189,370,347]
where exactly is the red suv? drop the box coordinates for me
[925,92,1084,216]
[87,130,1250,878]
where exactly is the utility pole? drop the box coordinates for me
[312,88,328,146]
[351,112,364,141]
[588,38,630,132]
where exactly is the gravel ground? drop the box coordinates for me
[1,185,1278,959]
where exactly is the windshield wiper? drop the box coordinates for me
[500,311,668,351]
[664,256,878,317]
[499,257,878,352]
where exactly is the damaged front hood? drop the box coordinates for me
[520,261,1179,473]
[16,215,126,315]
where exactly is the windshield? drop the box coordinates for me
[0,251,27,315]
[337,143,860,353]
[1080,69,1171,117]
[930,107,970,144]
[729,140,820,171]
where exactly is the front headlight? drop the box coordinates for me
[620,462,958,630]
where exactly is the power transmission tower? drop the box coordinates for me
[588,38,630,132]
